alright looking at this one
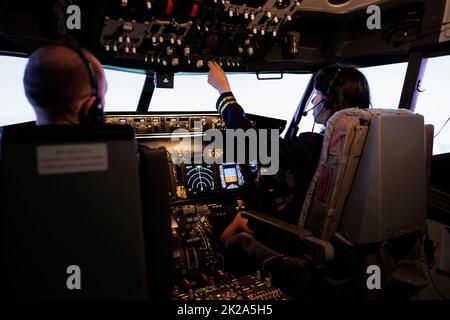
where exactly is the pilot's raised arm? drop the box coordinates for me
[207,60,322,174]
[207,61,254,130]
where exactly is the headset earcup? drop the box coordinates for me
[79,98,103,126]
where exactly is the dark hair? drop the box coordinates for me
[314,65,371,112]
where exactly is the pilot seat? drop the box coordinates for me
[242,107,430,300]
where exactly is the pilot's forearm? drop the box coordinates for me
[216,92,254,130]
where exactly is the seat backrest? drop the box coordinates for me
[339,110,427,244]
[0,124,148,299]
[138,145,172,302]
[298,108,372,241]
[298,109,427,244]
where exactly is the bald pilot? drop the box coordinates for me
[23,45,108,125]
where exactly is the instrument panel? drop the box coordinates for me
[104,112,226,136]
[99,0,302,71]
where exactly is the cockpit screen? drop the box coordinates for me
[185,165,216,195]
[219,163,245,190]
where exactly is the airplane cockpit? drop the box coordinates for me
[1,0,450,304]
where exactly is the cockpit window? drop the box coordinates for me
[150,72,311,136]
[103,68,146,112]
[415,56,450,155]
[298,62,408,134]
[0,55,35,126]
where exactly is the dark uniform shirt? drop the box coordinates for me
[216,92,323,224]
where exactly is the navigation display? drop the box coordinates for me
[184,165,216,195]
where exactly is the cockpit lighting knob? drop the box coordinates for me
[196,59,204,68]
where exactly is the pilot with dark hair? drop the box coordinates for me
[23,44,108,125]
[207,61,371,250]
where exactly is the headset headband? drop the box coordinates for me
[64,45,99,97]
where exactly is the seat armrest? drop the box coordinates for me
[241,210,313,240]
[241,210,334,266]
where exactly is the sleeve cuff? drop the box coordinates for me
[216,92,238,114]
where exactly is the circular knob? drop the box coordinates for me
[183,47,190,56]
[247,47,254,56]
[171,58,179,66]
[196,59,204,68]
[166,46,173,55]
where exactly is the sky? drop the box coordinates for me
[0,55,449,154]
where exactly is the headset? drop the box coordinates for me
[64,45,104,126]
[303,68,341,117]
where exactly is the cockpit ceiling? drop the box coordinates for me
[0,0,449,72]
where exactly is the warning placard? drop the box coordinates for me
[37,144,108,175]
